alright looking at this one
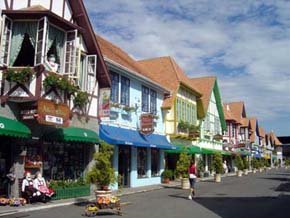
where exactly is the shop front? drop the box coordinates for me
[100,124,176,189]
[0,116,31,197]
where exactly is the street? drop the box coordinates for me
[5,168,290,218]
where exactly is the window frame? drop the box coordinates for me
[120,75,130,106]
[0,15,13,66]
[110,71,120,103]
[141,85,149,112]
[86,54,97,93]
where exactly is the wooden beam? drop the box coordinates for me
[10,0,13,10]
[50,0,53,10]
[4,0,9,9]
[27,0,31,7]
[62,0,65,18]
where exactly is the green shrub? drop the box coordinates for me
[176,152,190,178]
[242,157,249,170]
[86,141,116,188]
[73,91,89,109]
[5,67,33,84]
[49,177,87,189]
[235,155,244,171]
[213,153,223,174]
[252,158,259,169]
[285,159,290,166]
[197,158,205,176]
[161,169,173,180]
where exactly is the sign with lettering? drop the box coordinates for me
[139,113,154,135]
[21,109,37,120]
[99,88,110,118]
[37,99,70,127]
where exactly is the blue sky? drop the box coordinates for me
[84,0,290,136]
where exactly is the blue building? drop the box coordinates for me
[96,35,176,189]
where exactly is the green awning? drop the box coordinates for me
[44,127,99,143]
[201,148,232,156]
[165,145,202,154]
[0,116,31,138]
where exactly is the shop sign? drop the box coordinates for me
[139,113,154,135]
[21,109,37,120]
[37,99,70,127]
[99,88,111,119]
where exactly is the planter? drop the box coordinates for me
[237,170,243,177]
[95,189,112,199]
[243,169,248,175]
[214,174,221,183]
[181,178,190,189]
[51,185,90,200]
[162,178,170,184]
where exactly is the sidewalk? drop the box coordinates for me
[0,172,237,217]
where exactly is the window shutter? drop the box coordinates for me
[0,15,12,65]
[64,30,77,76]
[35,17,47,65]
[86,55,97,93]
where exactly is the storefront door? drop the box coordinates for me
[118,146,131,188]
[0,138,12,197]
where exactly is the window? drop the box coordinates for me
[86,55,97,93]
[204,115,210,131]
[110,71,119,103]
[35,18,47,65]
[214,116,220,134]
[150,89,157,114]
[137,147,147,178]
[142,86,149,112]
[176,98,197,124]
[64,30,77,75]
[120,76,130,106]
[151,148,160,177]
[142,86,157,114]
[1,15,12,65]
[232,125,236,137]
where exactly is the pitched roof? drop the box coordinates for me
[190,76,216,114]
[241,118,250,127]
[269,132,282,146]
[96,34,143,74]
[258,127,265,138]
[222,102,245,123]
[138,57,201,108]
[249,117,258,143]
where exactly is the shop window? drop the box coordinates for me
[110,71,119,103]
[142,86,149,112]
[151,148,160,177]
[120,76,130,106]
[137,147,147,178]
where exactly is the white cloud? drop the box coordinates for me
[84,0,290,135]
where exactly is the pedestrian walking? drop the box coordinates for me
[188,160,197,200]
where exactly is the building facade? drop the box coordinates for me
[96,36,175,189]
[0,0,111,197]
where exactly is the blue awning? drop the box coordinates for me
[100,124,176,150]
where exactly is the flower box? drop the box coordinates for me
[51,185,90,200]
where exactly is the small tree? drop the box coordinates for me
[176,152,190,178]
[86,141,116,189]
[235,155,244,171]
[213,153,223,174]
[242,157,249,170]
[197,158,205,177]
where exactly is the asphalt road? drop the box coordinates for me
[5,168,290,218]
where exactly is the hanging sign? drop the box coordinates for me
[99,88,111,119]
[139,113,154,135]
[37,99,70,127]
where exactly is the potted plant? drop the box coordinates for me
[161,169,173,184]
[243,157,249,175]
[197,158,205,178]
[176,152,190,189]
[213,153,223,182]
[86,141,117,197]
[285,159,290,169]
[177,120,189,133]
[73,91,89,110]
[5,67,33,85]
[235,155,244,177]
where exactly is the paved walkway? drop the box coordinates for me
[0,170,250,217]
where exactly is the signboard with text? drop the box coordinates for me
[99,88,111,119]
[139,113,154,135]
[37,99,70,127]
